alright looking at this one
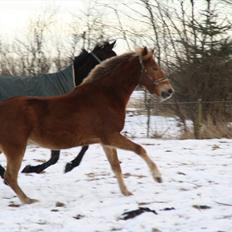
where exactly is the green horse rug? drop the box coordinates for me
[0,65,75,100]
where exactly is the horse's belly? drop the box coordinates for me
[29,132,100,150]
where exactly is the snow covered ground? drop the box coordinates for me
[1,136,232,232]
[126,90,192,139]
[124,113,183,139]
[0,98,231,232]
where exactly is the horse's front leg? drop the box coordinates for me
[64,146,89,173]
[102,145,132,196]
[22,150,60,173]
[102,133,162,184]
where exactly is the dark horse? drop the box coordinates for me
[0,47,174,204]
[0,41,116,179]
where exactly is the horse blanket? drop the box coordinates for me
[0,65,75,100]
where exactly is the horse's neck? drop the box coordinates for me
[94,67,140,108]
[106,60,141,106]
[73,56,141,107]
[116,78,139,108]
[74,59,98,86]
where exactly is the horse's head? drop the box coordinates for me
[138,47,174,101]
[73,40,117,86]
[91,40,117,61]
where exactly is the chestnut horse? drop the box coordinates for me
[0,47,173,204]
[0,40,116,178]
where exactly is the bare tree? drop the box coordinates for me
[169,0,232,138]
[9,10,56,76]
[70,0,110,52]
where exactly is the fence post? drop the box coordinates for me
[144,91,151,138]
[194,98,202,139]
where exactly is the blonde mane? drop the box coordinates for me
[81,51,138,85]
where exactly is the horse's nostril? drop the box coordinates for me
[161,89,173,99]
[161,91,170,99]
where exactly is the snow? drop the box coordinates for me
[126,90,192,139]
[0,113,232,232]
[124,113,183,138]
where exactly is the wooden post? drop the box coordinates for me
[194,98,202,139]
[147,98,151,138]
[144,91,151,138]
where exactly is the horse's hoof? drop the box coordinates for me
[122,190,133,196]
[24,198,39,204]
[155,176,163,183]
[152,171,163,183]
[22,165,44,174]
[64,163,73,173]
[4,179,8,185]
[21,165,33,173]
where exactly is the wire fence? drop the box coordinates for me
[125,91,232,139]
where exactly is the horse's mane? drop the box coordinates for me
[81,52,137,84]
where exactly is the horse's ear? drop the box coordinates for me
[141,47,148,57]
[82,48,88,54]
[141,47,152,60]
[109,40,116,49]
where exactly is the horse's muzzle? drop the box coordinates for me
[161,88,174,100]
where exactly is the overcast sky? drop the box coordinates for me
[0,0,231,34]
[0,0,132,53]
[0,0,231,54]
[0,0,85,36]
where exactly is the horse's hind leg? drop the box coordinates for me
[0,150,5,179]
[64,146,89,173]
[0,165,5,179]
[102,133,162,184]
[22,150,60,173]
[102,145,132,196]
[4,146,38,204]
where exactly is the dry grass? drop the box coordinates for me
[180,119,232,139]
[180,130,195,139]
[200,123,232,139]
